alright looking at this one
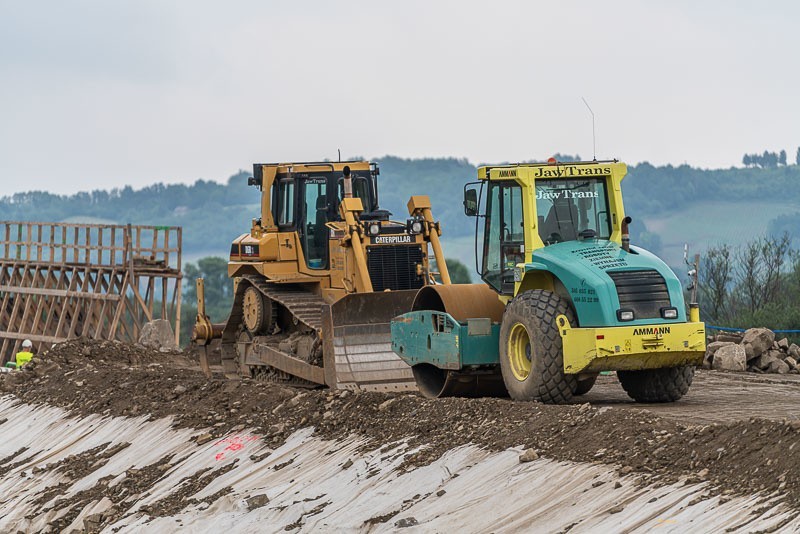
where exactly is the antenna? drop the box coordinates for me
[338,148,341,162]
[581,97,596,161]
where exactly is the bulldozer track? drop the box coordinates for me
[242,275,325,333]
[220,275,327,381]
[220,276,418,392]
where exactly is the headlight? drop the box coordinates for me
[407,218,423,234]
[368,223,381,236]
[617,309,635,322]
[660,307,678,319]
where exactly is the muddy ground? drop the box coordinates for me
[3,339,800,517]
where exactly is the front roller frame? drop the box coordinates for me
[557,315,706,374]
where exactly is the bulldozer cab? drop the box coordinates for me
[202,159,452,390]
[267,162,382,271]
[465,161,626,296]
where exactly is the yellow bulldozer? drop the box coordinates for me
[193,160,451,391]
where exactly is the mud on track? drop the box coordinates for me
[3,339,800,517]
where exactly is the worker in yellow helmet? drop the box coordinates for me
[14,339,34,369]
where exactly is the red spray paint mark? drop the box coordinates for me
[212,434,261,461]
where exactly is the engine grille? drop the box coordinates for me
[607,269,671,319]
[366,245,424,291]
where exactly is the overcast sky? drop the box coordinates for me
[1,1,799,195]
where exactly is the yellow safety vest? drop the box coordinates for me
[15,351,33,369]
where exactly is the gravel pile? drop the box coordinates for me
[706,328,800,374]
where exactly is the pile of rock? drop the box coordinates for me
[705,328,800,374]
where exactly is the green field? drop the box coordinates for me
[645,201,800,267]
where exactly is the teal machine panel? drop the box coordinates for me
[391,310,500,370]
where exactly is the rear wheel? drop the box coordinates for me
[617,366,694,403]
[499,290,576,404]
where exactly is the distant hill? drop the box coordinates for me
[3,157,800,270]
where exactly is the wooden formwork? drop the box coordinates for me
[0,221,182,364]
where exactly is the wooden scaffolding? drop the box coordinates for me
[0,221,182,364]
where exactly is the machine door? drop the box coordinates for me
[300,177,329,269]
[482,181,524,294]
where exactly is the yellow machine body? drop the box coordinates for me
[195,160,450,392]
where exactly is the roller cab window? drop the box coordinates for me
[535,178,611,244]
[482,181,524,294]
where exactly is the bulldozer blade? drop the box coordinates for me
[322,290,419,392]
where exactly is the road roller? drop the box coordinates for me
[391,159,706,404]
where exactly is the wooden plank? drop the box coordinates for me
[26,223,32,261]
[16,265,38,336]
[41,266,67,340]
[73,226,78,264]
[0,285,121,301]
[5,266,27,339]
[27,266,49,351]
[81,269,100,338]
[0,331,66,344]
[0,264,15,328]
[108,271,129,338]
[36,224,42,262]
[93,268,113,339]
[49,224,55,263]
[174,227,182,345]
[85,225,91,264]
[63,270,85,339]
[53,266,79,339]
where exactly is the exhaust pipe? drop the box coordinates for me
[342,165,353,198]
[621,216,632,252]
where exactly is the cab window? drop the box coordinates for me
[482,181,524,294]
[301,178,328,269]
[338,175,373,213]
[277,180,295,226]
[536,178,611,244]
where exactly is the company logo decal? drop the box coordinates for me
[633,326,671,335]
[372,235,413,244]
[534,166,611,178]
[536,189,599,200]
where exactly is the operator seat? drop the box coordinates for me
[541,195,579,242]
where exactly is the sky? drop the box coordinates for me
[1,1,799,195]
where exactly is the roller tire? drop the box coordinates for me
[499,289,577,404]
[617,365,694,403]
[574,374,598,396]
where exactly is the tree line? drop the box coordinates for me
[10,155,800,265]
[699,233,800,336]
[741,147,800,168]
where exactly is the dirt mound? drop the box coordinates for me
[3,338,800,512]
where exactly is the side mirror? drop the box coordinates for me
[464,188,478,217]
